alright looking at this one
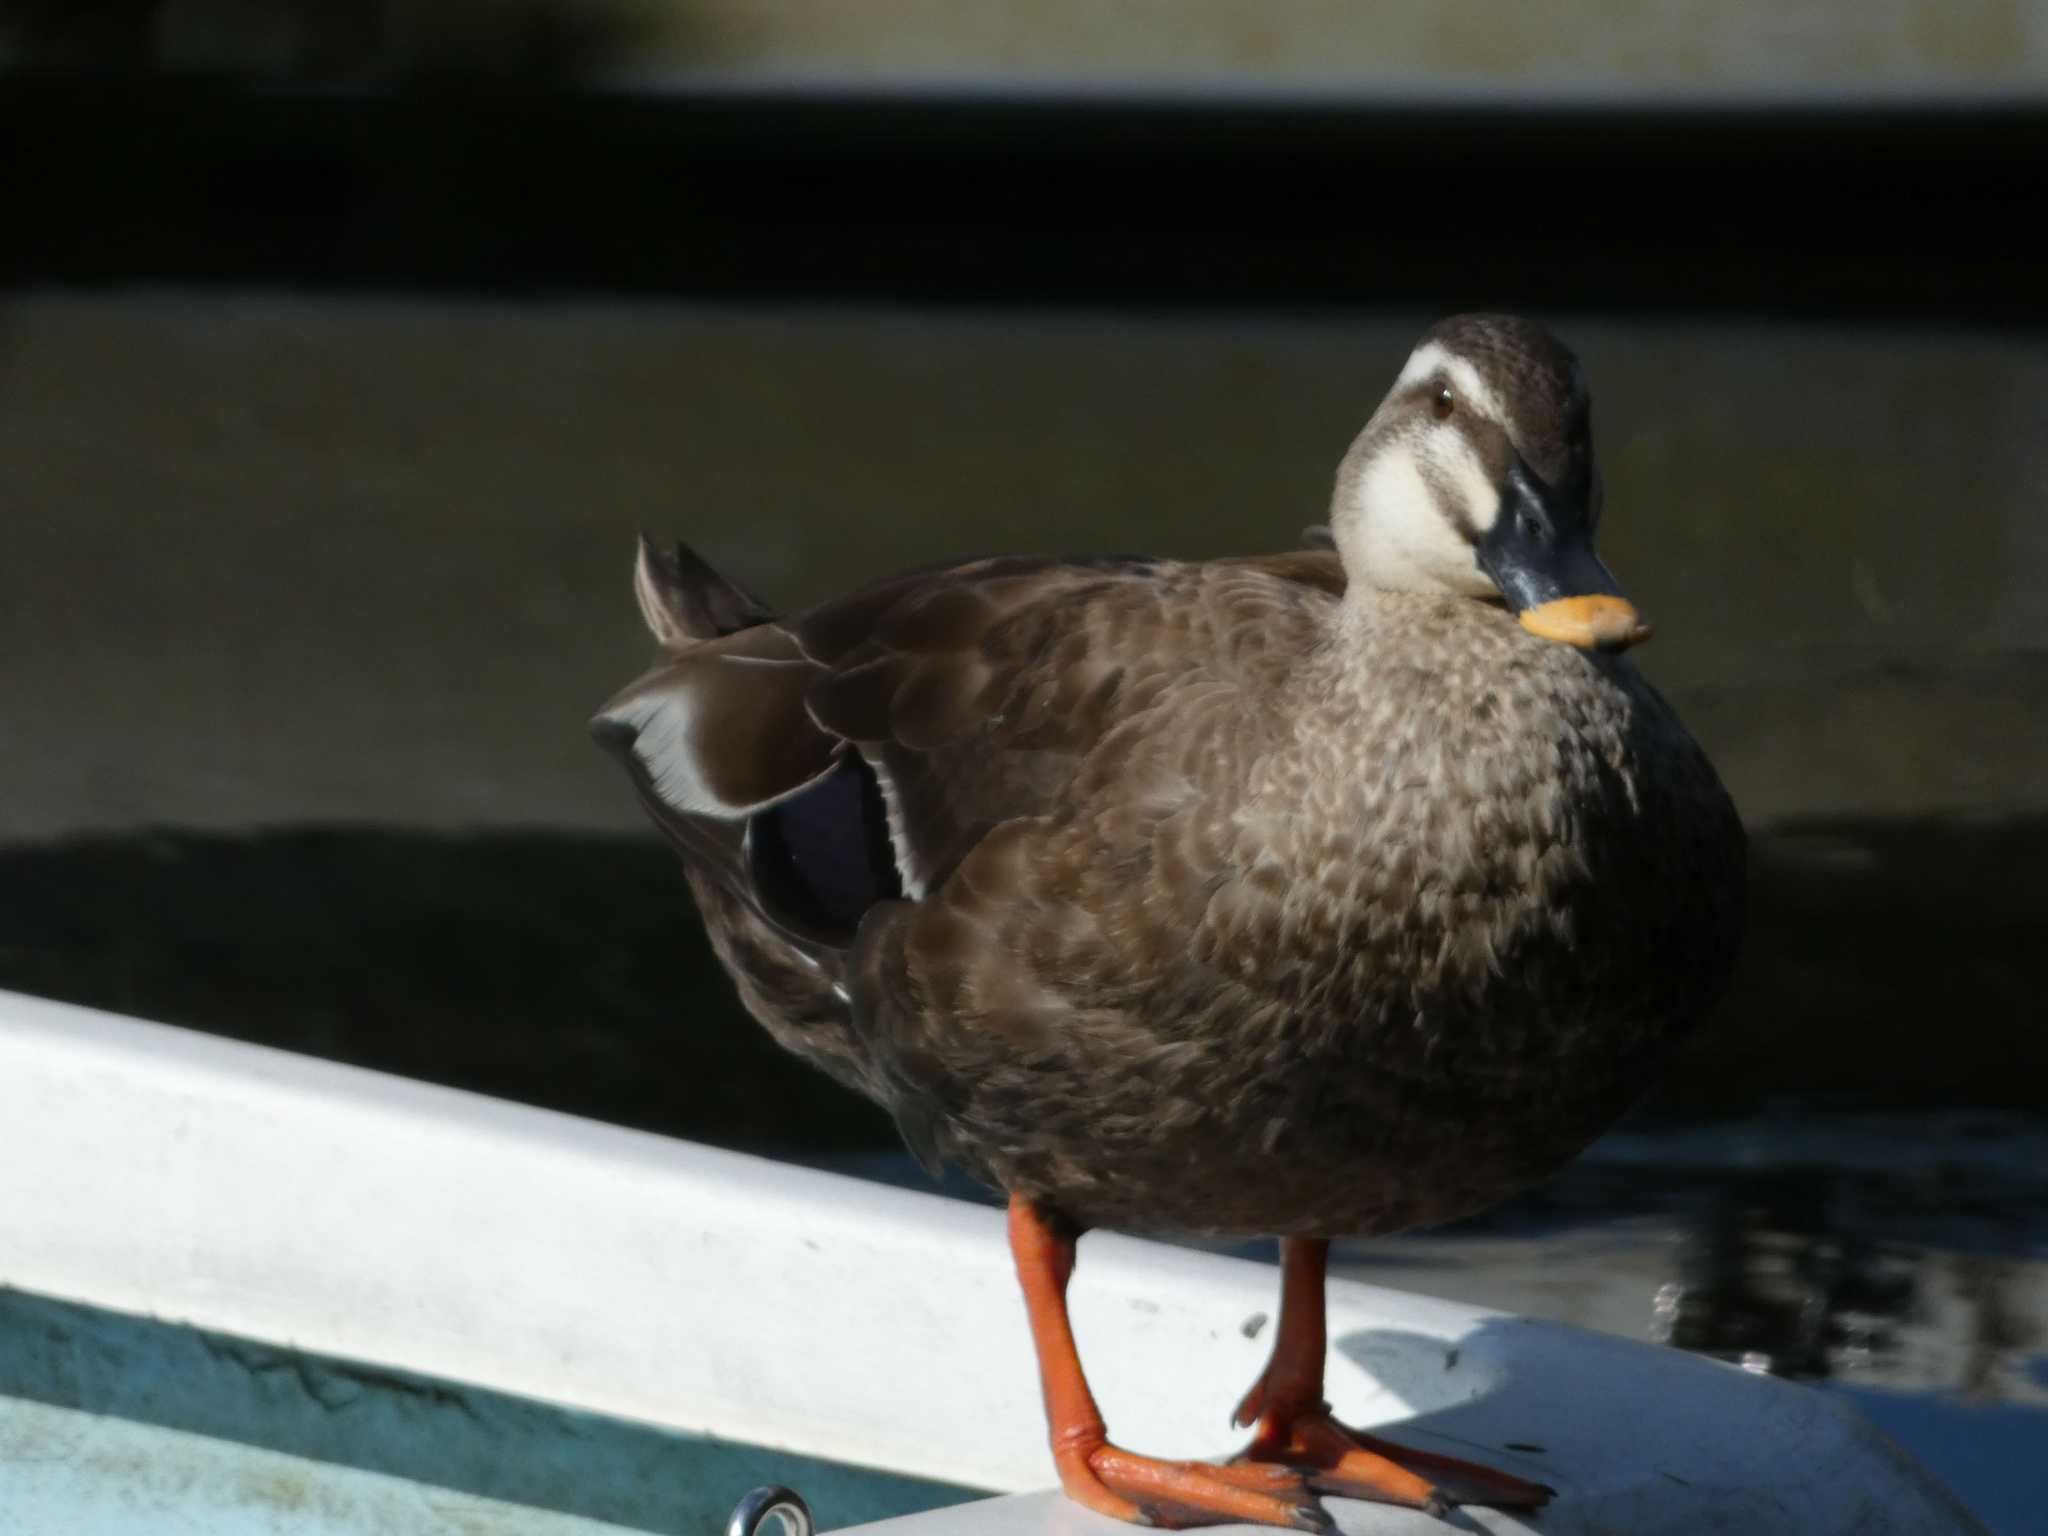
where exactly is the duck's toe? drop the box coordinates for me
[1063,1442,1332,1531]
[1342,1426,1554,1511]
[1238,1411,1552,1517]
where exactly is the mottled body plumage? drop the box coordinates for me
[599,547,1741,1237]
[595,315,1744,1247]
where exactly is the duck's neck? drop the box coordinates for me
[1328,583,1469,657]
[1313,586,1543,721]
[1331,584,1389,646]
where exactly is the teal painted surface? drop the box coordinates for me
[0,1289,985,1534]
[0,1394,650,1536]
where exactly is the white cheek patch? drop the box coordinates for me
[1342,450,1493,597]
[1393,343,1509,426]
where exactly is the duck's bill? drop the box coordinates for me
[1477,502,1652,654]
[1517,594,1653,651]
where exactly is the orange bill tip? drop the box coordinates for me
[1517,595,1653,652]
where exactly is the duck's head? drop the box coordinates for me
[1328,314,1650,652]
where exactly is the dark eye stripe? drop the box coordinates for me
[1415,457,1485,545]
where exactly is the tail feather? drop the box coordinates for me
[634,534,775,647]
[599,536,879,1099]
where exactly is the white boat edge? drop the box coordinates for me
[0,988,1988,1534]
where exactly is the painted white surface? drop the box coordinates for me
[0,989,1986,1533]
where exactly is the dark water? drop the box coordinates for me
[2,828,2043,1532]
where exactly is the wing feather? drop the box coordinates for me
[605,542,1349,1180]
[790,550,1346,1178]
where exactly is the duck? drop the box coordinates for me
[592,314,1746,1529]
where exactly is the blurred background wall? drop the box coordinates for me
[8,0,2047,88]
[3,300,2045,838]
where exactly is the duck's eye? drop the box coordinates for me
[1431,387,1456,421]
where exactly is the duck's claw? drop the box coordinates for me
[1060,1441,1333,1531]
[1237,1410,1552,1517]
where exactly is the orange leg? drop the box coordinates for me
[1233,1238,1554,1517]
[1008,1196,1331,1531]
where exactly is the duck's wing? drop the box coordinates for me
[792,549,1345,894]
[598,542,1344,1166]
[796,555,1166,898]
[603,545,1345,895]
[792,550,1344,1173]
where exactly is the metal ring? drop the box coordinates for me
[727,1485,815,1536]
